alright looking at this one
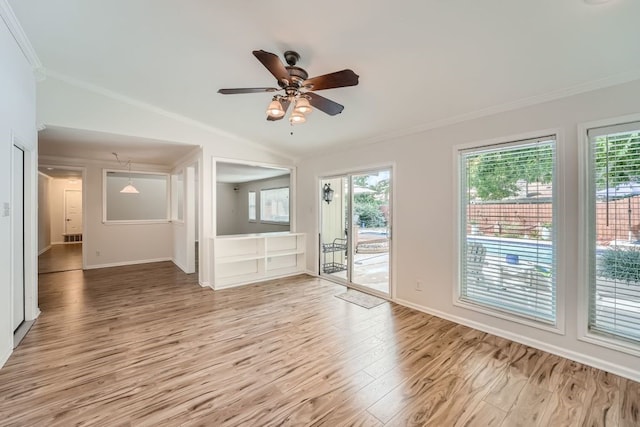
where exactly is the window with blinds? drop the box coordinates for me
[459,136,556,324]
[587,121,640,345]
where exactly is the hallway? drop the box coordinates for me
[38,243,82,274]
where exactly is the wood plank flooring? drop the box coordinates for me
[38,243,83,274]
[1,262,638,426]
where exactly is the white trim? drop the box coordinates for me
[577,113,640,356]
[102,220,171,225]
[102,168,170,223]
[452,299,563,335]
[0,345,11,369]
[44,70,294,162]
[212,271,305,290]
[452,129,564,332]
[39,163,88,270]
[213,157,297,236]
[38,245,51,256]
[316,164,395,298]
[394,297,640,383]
[172,257,188,273]
[84,257,172,270]
[40,155,173,172]
[0,0,44,76]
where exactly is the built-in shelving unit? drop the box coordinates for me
[212,232,306,288]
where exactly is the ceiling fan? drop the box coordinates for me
[218,50,359,125]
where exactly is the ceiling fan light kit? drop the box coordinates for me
[219,49,359,125]
[294,97,312,115]
[289,111,306,125]
[266,99,285,118]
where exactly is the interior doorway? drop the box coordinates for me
[12,145,25,332]
[38,166,84,274]
[320,168,392,297]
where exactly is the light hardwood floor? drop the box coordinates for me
[38,243,83,274]
[1,262,638,426]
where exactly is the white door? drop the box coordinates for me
[64,190,83,234]
[12,145,25,331]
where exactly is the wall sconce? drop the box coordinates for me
[323,183,334,204]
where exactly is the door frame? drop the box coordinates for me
[11,144,25,331]
[318,163,395,299]
[39,164,87,269]
[10,133,38,336]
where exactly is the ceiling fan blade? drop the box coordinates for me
[303,69,359,91]
[218,87,279,95]
[253,50,290,85]
[267,98,291,121]
[304,92,344,116]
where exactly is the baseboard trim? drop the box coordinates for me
[393,297,640,384]
[171,258,188,273]
[212,272,305,291]
[85,257,172,270]
[0,345,11,369]
[38,245,51,255]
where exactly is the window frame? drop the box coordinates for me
[453,131,564,334]
[248,190,257,222]
[102,168,171,224]
[578,114,640,357]
[259,186,290,225]
[171,171,185,223]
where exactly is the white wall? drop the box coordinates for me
[49,177,81,243]
[216,176,291,236]
[0,9,38,367]
[216,183,237,235]
[37,173,51,253]
[172,159,198,274]
[297,78,640,382]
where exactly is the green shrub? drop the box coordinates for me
[354,203,386,228]
[600,248,640,283]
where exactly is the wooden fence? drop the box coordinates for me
[467,196,640,245]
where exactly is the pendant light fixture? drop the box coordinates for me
[112,152,139,194]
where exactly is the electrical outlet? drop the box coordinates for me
[416,280,423,291]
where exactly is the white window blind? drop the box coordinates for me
[260,187,289,223]
[587,121,640,344]
[248,191,256,221]
[459,136,556,324]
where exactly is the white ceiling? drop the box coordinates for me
[216,162,289,184]
[10,0,640,158]
[38,126,198,166]
[38,166,82,179]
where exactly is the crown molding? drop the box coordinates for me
[300,68,640,162]
[43,70,295,162]
[38,154,172,172]
[0,0,45,79]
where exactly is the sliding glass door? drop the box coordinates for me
[320,168,392,296]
